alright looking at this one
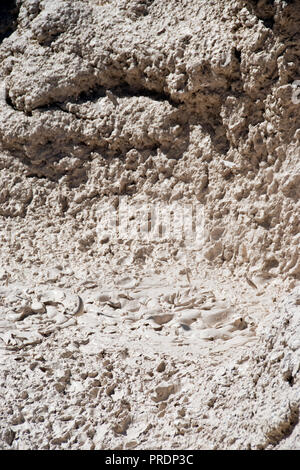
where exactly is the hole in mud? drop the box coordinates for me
[262,17,275,29]
[234,48,241,63]
[287,375,294,387]
[4,90,16,109]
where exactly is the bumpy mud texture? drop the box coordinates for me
[0,0,299,450]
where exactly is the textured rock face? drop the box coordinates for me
[0,0,299,450]
[0,0,299,277]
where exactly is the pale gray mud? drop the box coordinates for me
[0,0,299,450]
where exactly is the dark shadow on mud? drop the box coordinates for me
[0,0,20,44]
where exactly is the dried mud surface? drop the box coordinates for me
[0,0,299,450]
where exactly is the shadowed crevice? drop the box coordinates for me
[0,0,20,44]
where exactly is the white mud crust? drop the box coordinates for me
[0,0,299,450]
